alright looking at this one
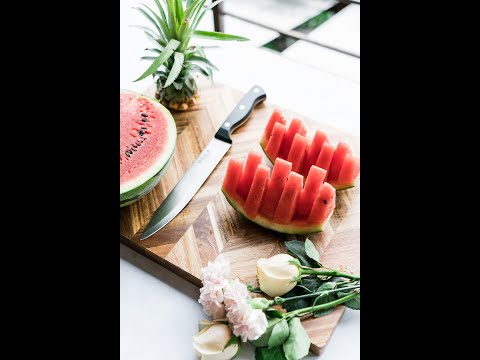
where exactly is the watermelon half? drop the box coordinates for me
[120,90,177,207]
[221,152,336,235]
[260,109,360,190]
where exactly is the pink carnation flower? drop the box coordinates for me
[224,279,268,342]
[198,255,231,319]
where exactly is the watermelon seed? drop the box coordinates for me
[141,118,148,122]
[323,199,327,204]
[139,130,145,136]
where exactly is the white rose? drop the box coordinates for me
[257,254,300,297]
[193,323,240,360]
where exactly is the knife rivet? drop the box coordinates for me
[254,88,259,93]
[239,105,246,110]
[224,122,231,128]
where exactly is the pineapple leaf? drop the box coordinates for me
[207,0,225,11]
[129,25,160,38]
[141,4,171,40]
[195,46,213,79]
[173,81,184,90]
[164,51,185,88]
[141,56,158,61]
[186,0,195,7]
[187,55,219,71]
[153,0,168,24]
[134,39,180,82]
[166,0,178,38]
[178,0,204,44]
[145,48,162,54]
[184,76,196,91]
[185,63,209,78]
[175,0,184,23]
[134,7,163,39]
[144,31,166,48]
[192,30,249,41]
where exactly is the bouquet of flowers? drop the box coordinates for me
[193,239,360,359]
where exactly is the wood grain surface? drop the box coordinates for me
[120,79,360,355]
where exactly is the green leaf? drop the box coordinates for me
[164,51,184,87]
[141,30,165,48]
[129,25,160,38]
[255,345,287,360]
[313,292,336,318]
[208,0,225,11]
[186,0,195,7]
[175,0,184,22]
[187,55,219,71]
[153,0,169,31]
[250,318,283,348]
[342,293,360,310]
[283,318,310,360]
[192,30,249,41]
[300,276,322,292]
[145,48,162,54]
[265,309,284,319]
[224,335,240,350]
[305,239,320,263]
[172,81,183,90]
[142,4,171,40]
[134,39,180,82]
[134,6,163,39]
[268,320,290,349]
[166,0,177,37]
[283,287,312,312]
[184,63,209,78]
[141,56,157,61]
[285,240,321,268]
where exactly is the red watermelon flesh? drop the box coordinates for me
[236,152,262,199]
[260,158,292,219]
[243,165,270,218]
[315,142,336,175]
[308,183,336,225]
[120,90,176,207]
[264,122,287,161]
[222,159,243,199]
[287,133,309,173]
[332,153,360,189]
[296,166,327,219]
[273,172,304,225]
[260,110,359,190]
[278,118,307,159]
[327,142,352,182]
[302,130,328,175]
[261,108,286,147]
[221,152,337,234]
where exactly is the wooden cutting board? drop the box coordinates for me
[120,80,360,356]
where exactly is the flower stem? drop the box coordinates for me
[300,268,360,281]
[272,285,360,305]
[284,291,359,319]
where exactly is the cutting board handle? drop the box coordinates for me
[215,85,267,144]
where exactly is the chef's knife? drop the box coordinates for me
[140,85,267,240]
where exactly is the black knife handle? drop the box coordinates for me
[214,85,267,144]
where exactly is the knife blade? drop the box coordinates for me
[140,85,267,240]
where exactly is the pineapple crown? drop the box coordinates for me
[133,0,248,89]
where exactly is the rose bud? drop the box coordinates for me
[257,254,300,297]
[193,323,240,360]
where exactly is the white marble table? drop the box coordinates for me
[121,2,359,359]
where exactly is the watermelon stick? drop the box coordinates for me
[282,291,360,320]
[269,284,360,306]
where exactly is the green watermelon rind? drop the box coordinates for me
[260,140,359,191]
[120,90,177,207]
[221,189,332,235]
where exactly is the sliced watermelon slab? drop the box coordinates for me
[260,109,360,190]
[120,90,177,207]
[221,152,336,235]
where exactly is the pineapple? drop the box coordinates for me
[134,0,248,111]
